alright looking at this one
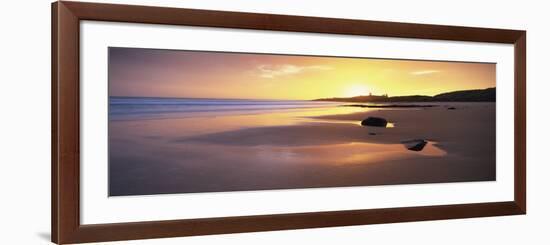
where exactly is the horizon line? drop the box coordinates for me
[110,87,496,101]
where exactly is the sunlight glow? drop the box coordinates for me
[109,48,496,99]
[343,84,370,97]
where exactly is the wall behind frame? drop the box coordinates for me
[0,0,546,244]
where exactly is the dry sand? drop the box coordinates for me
[110,102,496,195]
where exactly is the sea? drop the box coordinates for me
[109,96,343,120]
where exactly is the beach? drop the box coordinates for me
[109,98,496,196]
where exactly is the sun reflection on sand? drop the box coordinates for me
[250,141,447,166]
[112,104,446,167]
[108,102,498,196]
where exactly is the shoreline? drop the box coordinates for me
[109,102,496,196]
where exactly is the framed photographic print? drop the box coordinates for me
[51,1,526,244]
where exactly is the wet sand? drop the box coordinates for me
[109,102,495,196]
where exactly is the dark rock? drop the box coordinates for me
[361,117,388,127]
[401,139,428,151]
[447,107,456,110]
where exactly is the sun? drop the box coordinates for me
[343,84,370,97]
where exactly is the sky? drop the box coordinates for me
[109,47,496,100]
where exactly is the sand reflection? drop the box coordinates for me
[109,102,495,196]
[245,141,446,166]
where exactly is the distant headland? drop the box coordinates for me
[313,87,496,103]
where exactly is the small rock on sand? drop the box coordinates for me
[361,117,388,127]
[401,139,428,151]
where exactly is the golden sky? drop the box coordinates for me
[109,48,495,100]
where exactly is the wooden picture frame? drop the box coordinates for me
[52,1,526,244]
